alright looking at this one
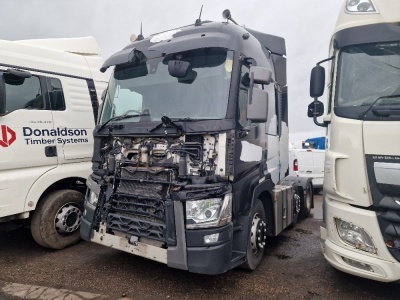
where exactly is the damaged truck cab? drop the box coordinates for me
[81,15,313,274]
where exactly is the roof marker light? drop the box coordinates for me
[345,0,379,14]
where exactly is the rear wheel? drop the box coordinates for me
[299,183,313,219]
[31,189,84,249]
[242,199,267,270]
[292,188,301,225]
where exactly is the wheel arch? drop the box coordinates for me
[250,179,275,236]
[24,163,91,212]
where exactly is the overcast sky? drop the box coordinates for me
[0,0,342,144]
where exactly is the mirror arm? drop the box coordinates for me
[313,116,327,127]
[312,98,328,127]
[248,72,254,105]
[317,56,335,66]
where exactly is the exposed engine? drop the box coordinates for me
[92,133,232,246]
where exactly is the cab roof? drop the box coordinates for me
[101,21,286,72]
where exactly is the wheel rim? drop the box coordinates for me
[250,213,267,254]
[54,202,82,234]
[294,193,301,214]
[305,187,312,211]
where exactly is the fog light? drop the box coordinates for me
[342,256,374,272]
[335,218,377,254]
[204,233,219,244]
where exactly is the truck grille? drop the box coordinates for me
[107,167,175,242]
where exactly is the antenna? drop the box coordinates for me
[222,9,238,25]
[195,5,203,26]
[137,23,144,41]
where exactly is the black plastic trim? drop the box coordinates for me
[86,79,99,123]
[333,22,400,49]
[187,240,232,274]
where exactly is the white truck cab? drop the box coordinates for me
[308,0,400,282]
[0,37,108,249]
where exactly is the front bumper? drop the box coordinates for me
[81,199,234,275]
[320,197,400,282]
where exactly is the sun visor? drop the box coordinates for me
[100,48,137,72]
[334,23,400,49]
[148,32,232,55]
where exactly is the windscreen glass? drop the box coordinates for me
[100,48,233,124]
[335,42,400,119]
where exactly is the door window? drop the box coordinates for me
[2,72,43,113]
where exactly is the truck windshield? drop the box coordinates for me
[100,48,233,124]
[335,42,400,119]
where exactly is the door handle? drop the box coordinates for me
[45,145,57,157]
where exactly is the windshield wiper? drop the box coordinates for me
[149,116,184,135]
[97,111,150,132]
[358,94,400,119]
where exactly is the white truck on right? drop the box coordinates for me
[308,0,400,281]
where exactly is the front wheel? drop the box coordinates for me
[31,189,84,249]
[242,199,267,270]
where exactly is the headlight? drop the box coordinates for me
[186,194,232,229]
[87,189,99,206]
[335,218,377,254]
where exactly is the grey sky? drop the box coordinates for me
[0,0,342,143]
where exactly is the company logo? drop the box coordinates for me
[0,125,16,147]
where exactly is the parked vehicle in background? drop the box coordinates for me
[302,136,326,150]
[81,10,314,275]
[308,0,400,282]
[289,143,324,193]
[0,37,108,249]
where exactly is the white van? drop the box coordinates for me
[289,143,325,191]
[0,37,108,249]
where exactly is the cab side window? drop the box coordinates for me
[47,78,66,111]
[2,72,43,113]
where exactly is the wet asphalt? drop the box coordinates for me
[1,195,400,299]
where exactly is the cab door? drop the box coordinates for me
[50,76,96,164]
[0,69,57,217]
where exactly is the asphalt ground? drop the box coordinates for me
[1,195,400,299]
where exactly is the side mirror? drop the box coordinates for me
[7,68,32,79]
[307,100,324,118]
[310,65,325,98]
[250,66,272,85]
[247,88,268,122]
[168,60,191,78]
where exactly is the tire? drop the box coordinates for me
[31,189,84,249]
[299,183,313,219]
[242,199,267,270]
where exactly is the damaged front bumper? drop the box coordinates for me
[81,194,234,275]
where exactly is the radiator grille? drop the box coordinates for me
[107,167,175,242]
